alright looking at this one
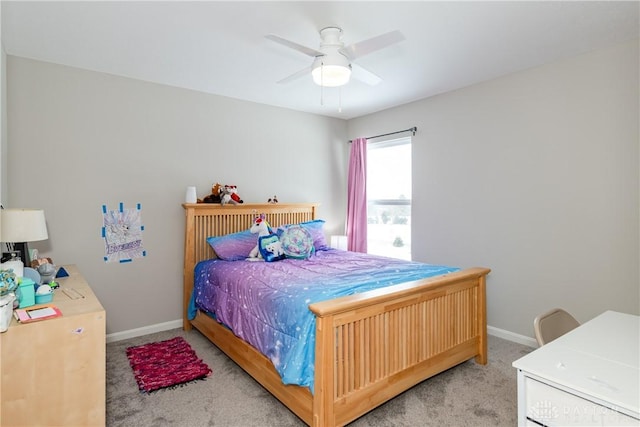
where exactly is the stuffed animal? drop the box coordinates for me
[247,214,272,259]
[264,239,284,257]
[220,185,244,205]
[219,186,235,205]
[201,183,222,204]
[267,195,279,204]
[227,185,243,204]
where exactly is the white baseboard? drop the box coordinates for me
[107,319,539,348]
[106,319,183,343]
[488,325,538,348]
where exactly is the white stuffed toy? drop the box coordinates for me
[220,185,244,205]
[264,240,284,257]
[247,214,272,260]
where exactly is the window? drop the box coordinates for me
[366,137,411,260]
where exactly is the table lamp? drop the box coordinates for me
[0,209,49,276]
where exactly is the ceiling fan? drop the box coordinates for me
[265,27,404,87]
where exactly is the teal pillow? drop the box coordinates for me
[278,225,315,260]
[276,219,329,252]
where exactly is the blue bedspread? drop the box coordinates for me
[188,249,459,392]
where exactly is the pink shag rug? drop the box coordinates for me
[126,336,211,392]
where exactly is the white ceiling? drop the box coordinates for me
[2,1,638,120]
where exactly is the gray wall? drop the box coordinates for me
[348,39,640,338]
[6,57,348,334]
[1,9,6,205]
[1,45,5,206]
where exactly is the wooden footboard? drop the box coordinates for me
[182,203,490,426]
[310,267,489,426]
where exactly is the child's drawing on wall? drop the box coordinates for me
[102,203,146,263]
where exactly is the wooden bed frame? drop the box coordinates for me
[183,203,490,426]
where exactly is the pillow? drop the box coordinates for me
[258,234,285,262]
[299,219,329,251]
[206,230,256,261]
[278,225,315,260]
[277,219,328,252]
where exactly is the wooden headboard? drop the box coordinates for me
[182,203,318,325]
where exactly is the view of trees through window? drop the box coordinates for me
[366,137,411,260]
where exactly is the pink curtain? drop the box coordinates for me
[347,137,367,252]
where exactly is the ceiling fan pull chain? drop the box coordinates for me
[320,62,324,106]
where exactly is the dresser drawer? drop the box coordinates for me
[524,376,638,426]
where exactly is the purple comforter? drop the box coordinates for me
[189,249,459,392]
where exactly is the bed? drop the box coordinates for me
[183,203,490,426]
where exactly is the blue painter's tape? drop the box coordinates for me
[137,203,141,210]
[142,251,147,257]
[101,227,105,238]
[141,225,145,231]
[102,205,107,214]
[119,202,123,212]
[103,257,108,262]
[120,259,132,263]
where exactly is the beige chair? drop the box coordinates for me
[534,308,580,346]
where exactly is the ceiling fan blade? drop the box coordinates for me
[351,63,383,86]
[265,34,324,58]
[340,30,405,61]
[276,66,312,84]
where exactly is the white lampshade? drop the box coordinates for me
[0,209,49,243]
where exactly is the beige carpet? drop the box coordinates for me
[107,329,532,426]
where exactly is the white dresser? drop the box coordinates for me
[513,310,639,426]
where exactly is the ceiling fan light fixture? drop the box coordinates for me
[311,63,352,87]
[266,26,404,89]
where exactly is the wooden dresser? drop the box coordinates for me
[0,265,106,426]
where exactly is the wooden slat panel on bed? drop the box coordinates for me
[184,203,318,263]
[310,268,488,426]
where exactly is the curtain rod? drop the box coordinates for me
[348,126,417,143]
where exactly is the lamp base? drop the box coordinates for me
[13,242,31,267]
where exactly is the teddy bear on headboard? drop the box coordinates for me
[201,183,222,203]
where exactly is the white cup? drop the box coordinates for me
[185,186,197,204]
[0,294,16,332]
